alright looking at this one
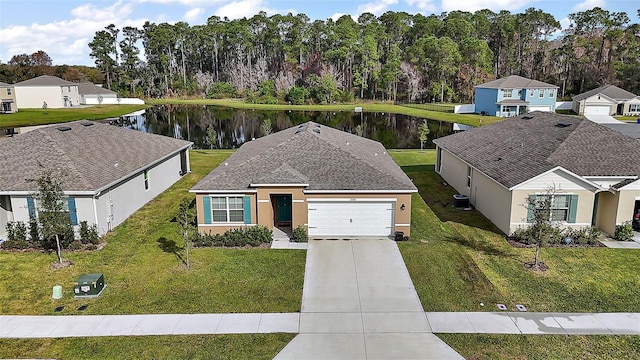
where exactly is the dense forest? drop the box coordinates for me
[1,7,639,104]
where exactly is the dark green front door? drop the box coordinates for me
[274,194,292,226]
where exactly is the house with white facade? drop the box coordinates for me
[13,75,80,109]
[572,85,640,116]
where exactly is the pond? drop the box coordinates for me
[110,105,472,149]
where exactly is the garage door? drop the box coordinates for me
[584,106,611,116]
[307,201,394,237]
[528,106,551,112]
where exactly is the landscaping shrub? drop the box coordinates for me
[67,240,84,251]
[191,226,272,248]
[614,221,634,241]
[1,238,31,250]
[292,225,308,242]
[29,220,40,245]
[510,225,602,246]
[79,221,100,244]
[6,221,28,242]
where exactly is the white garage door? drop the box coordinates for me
[528,106,551,112]
[307,201,394,237]
[584,106,611,116]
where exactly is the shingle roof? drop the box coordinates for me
[433,112,640,188]
[572,84,638,102]
[475,75,558,89]
[78,83,117,96]
[191,122,417,192]
[0,121,192,193]
[14,75,77,87]
[0,82,11,87]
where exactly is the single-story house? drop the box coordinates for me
[475,75,559,117]
[78,83,118,105]
[572,84,640,116]
[189,122,417,238]
[0,121,192,240]
[13,75,80,109]
[433,111,640,236]
[0,82,17,113]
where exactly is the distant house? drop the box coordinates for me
[13,75,80,109]
[78,83,118,105]
[0,121,192,240]
[572,85,640,116]
[0,82,17,113]
[190,122,417,238]
[475,75,559,117]
[434,112,640,237]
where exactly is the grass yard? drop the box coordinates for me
[390,149,640,313]
[0,105,147,128]
[0,150,306,315]
[0,334,294,359]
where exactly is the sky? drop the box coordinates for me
[0,0,638,67]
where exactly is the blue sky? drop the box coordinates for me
[0,0,638,66]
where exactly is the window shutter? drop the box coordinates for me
[526,195,535,223]
[203,196,212,224]
[568,194,578,223]
[243,196,251,224]
[68,197,78,225]
[27,197,36,221]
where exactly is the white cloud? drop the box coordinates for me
[184,7,204,22]
[213,0,275,19]
[439,0,533,13]
[572,0,606,12]
[71,0,134,21]
[357,0,399,15]
[405,0,436,12]
[136,0,226,5]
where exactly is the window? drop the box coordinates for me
[549,89,555,98]
[539,89,545,98]
[502,89,512,98]
[143,170,149,190]
[7,88,11,95]
[629,104,640,112]
[529,194,573,222]
[211,196,244,222]
[27,197,78,225]
[517,89,522,97]
[529,89,534,96]
[466,166,472,188]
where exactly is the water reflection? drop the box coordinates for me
[111,105,469,149]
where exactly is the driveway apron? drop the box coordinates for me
[274,239,463,360]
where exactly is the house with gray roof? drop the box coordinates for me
[190,122,417,238]
[475,75,559,117]
[0,121,192,240]
[14,75,80,109]
[0,82,17,113]
[572,84,640,116]
[78,83,118,105]
[433,111,640,236]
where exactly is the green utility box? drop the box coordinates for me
[74,273,106,298]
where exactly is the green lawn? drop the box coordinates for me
[0,105,147,128]
[0,150,306,315]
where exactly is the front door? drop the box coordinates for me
[273,194,292,227]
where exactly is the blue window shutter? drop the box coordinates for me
[27,197,36,221]
[203,196,212,224]
[68,197,78,225]
[526,195,535,223]
[568,195,578,223]
[243,196,252,224]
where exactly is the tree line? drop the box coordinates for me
[1,7,639,103]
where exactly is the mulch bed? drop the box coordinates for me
[524,261,549,272]
[506,239,605,248]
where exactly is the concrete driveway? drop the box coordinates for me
[275,239,463,360]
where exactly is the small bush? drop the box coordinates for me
[6,221,28,242]
[292,225,308,242]
[614,222,634,241]
[79,221,100,244]
[1,238,31,250]
[29,220,40,245]
[190,226,272,248]
[510,225,602,246]
[67,240,83,250]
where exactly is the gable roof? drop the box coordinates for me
[0,82,12,87]
[191,122,417,192]
[14,75,77,87]
[475,75,558,90]
[433,112,640,189]
[0,121,192,193]
[573,84,638,102]
[78,83,117,96]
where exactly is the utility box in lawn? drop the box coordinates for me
[74,273,106,298]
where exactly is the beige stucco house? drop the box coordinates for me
[14,75,80,109]
[572,85,640,116]
[433,112,640,236]
[0,82,17,113]
[190,122,417,238]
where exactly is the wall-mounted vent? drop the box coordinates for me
[555,121,572,128]
[57,126,72,132]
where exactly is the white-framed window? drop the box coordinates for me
[549,89,555,98]
[530,194,571,222]
[502,89,512,98]
[143,170,149,190]
[7,88,11,95]
[466,166,472,188]
[211,196,244,222]
[27,197,78,225]
[539,89,545,98]
[629,104,640,112]
[529,89,534,96]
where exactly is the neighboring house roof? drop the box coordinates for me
[14,75,77,87]
[78,83,117,96]
[0,82,12,87]
[475,75,558,89]
[433,112,640,189]
[497,99,529,105]
[191,122,417,192]
[572,84,638,102]
[0,121,192,193]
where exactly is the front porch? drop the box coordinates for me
[497,99,529,117]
